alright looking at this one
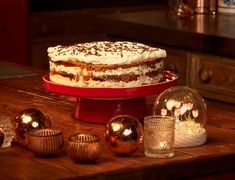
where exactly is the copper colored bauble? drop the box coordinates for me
[0,130,4,148]
[14,108,51,146]
[105,115,143,156]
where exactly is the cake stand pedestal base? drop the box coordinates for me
[43,71,178,124]
[74,97,147,124]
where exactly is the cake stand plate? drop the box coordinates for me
[43,71,178,124]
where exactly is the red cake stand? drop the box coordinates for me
[43,71,178,124]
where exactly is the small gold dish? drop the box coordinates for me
[67,133,102,163]
[28,128,64,156]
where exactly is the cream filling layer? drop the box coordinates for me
[50,61,164,77]
[50,74,162,87]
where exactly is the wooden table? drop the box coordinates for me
[1,63,235,179]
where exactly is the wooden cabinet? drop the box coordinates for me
[151,46,235,104]
[188,52,235,103]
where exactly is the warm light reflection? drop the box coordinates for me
[123,128,132,136]
[111,122,122,132]
[21,114,32,123]
[32,121,39,128]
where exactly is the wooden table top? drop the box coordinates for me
[1,63,235,179]
[98,9,235,59]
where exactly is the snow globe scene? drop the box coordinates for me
[153,86,207,147]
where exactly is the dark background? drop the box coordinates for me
[29,0,167,12]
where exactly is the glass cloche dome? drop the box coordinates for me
[153,86,207,147]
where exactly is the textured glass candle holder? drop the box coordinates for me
[0,115,15,148]
[144,115,175,158]
[28,128,64,156]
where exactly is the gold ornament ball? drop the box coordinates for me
[105,115,143,156]
[14,108,51,146]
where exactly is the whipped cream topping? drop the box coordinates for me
[48,41,166,65]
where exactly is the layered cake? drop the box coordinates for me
[48,41,166,87]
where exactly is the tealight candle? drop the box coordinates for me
[159,141,168,149]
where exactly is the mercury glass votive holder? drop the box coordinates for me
[144,115,175,158]
[67,133,102,163]
[28,128,64,157]
[0,129,4,148]
[0,115,14,148]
